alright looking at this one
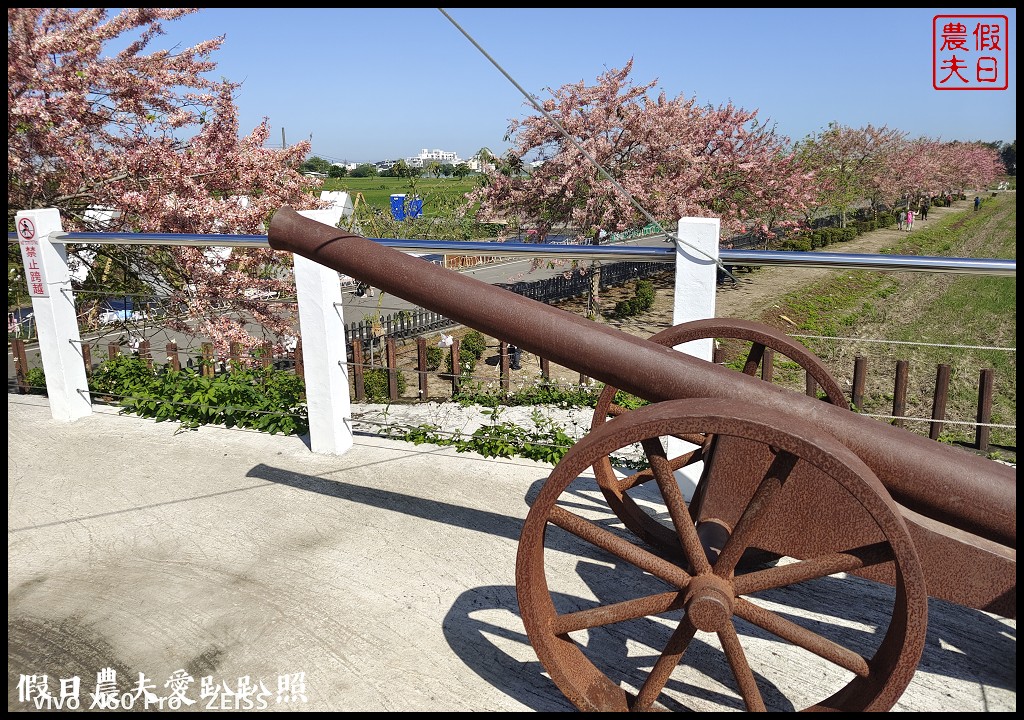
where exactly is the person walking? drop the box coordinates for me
[509,344,522,370]
[974,196,981,211]
[897,209,905,231]
[920,200,929,221]
[906,208,915,231]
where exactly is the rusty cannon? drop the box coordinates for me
[268,206,1015,712]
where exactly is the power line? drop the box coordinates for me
[437,7,729,276]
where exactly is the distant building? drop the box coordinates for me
[406,148,462,168]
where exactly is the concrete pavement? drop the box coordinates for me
[7,393,1016,711]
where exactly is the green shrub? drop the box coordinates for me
[443,329,488,377]
[635,280,655,309]
[24,367,46,395]
[779,236,812,252]
[363,367,407,401]
[614,279,657,318]
[461,329,487,360]
[394,410,576,465]
[87,355,307,435]
[425,345,443,370]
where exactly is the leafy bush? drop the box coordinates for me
[88,355,307,435]
[363,367,407,401]
[634,280,655,308]
[614,279,657,318]
[450,379,649,412]
[444,329,488,376]
[394,410,576,464]
[461,329,487,360]
[24,367,46,394]
[777,236,811,251]
[425,345,443,370]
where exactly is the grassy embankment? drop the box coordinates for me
[744,192,1016,459]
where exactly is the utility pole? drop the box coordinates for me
[281,128,286,149]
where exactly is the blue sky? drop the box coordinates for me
[155,8,1016,164]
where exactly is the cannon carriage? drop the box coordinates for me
[268,206,1015,712]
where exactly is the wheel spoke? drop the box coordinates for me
[615,447,702,492]
[734,597,871,677]
[631,617,699,711]
[552,590,685,635]
[734,542,894,595]
[715,450,799,575]
[548,506,691,587]
[719,620,767,711]
[742,342,767,376]
[616,466,655,492]
[642,438,712,575]
[670,431,710,447]
[535,394,924,713]
[606,402,629,418]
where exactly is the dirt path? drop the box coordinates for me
[713,198,973,323]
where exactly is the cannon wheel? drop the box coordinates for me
[517,398,927,712]
[590,319,848,556]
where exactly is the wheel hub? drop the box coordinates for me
[684,575,735,632]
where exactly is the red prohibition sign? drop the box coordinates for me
[18,217,36,240]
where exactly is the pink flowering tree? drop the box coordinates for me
[467,59,814,246]
[934,142,1004,197]
[794,122,909,226]
[8,8,320,358]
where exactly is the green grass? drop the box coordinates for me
[765,193,1016,457]
[321,176,479,213]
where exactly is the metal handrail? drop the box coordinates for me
[8,231,1016,276]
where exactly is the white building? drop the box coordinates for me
[466,154,499,173]
[406,148,462,168]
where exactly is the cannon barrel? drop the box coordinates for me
[269,206,1015,549]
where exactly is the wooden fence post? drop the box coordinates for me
[351,342,364,401]
[82,342,93,378]
[892,359,909,427]
[294,338,306,397]
[929,364,950,440]
[260,342,273,369]
[201,342,215,378]
[540,357,550,381]
[450,338,461,394]
[166,342,181,372]
[499,340,510,394]
[805,373,818,399]
[12,339,28,394]
[139,340,152,369]
[416,337,428,401]
[385,336,399,402]
[851,355,867,410]
[975,368,994,451]
[108,342,120,361]
[229,341,242,370]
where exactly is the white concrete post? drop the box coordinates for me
[669,216,721,499]
[292,209,353,455]
[671,216,720,360]
[15,208,92,421]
